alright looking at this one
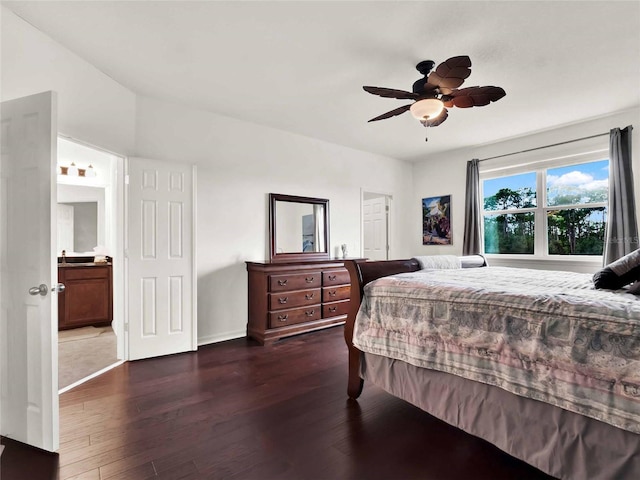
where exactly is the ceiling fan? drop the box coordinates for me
[363,55,506,141]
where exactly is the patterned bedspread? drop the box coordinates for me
[353,266,640,433]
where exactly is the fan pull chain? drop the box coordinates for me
[422,119,430,142]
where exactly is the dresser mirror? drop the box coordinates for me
[269,193,330,262]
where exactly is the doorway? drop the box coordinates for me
[56,136,125,392]
[1,92,197,454]
[362,191,391,261]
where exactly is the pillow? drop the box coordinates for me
[593,249,640,290]
[412,255,461,270]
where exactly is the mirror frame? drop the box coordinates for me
[269,193,330,263]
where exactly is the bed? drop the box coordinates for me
[343,257,640,480]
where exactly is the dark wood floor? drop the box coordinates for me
[1,326,555,480]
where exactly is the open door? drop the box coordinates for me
[127,157,197,360]
[0,92,59,452]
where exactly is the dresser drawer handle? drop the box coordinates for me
[305,276,314,283]
[329,306,337,313]
[328,275,337,281]
[328,290,337,297]
[305,293,314,300]
[278,314,289,322]
[278,297,288,304]
[278,279,288,286]
[305,309,315,317]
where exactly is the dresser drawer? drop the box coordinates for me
[269,306,321,328]
[269,288,321,310]
[322,285,350,302]
[269,272,321,292]
[323,299,350,318]
[322,269,350,286]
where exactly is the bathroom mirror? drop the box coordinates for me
[57,202,98,253]
[57,184,106,255]
[269,193,330,262]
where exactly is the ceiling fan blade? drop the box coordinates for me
[420,108,448,127]
[363,86,419,100]
[445,86,506,108]
[425,55,472,90]
[368,104,412,122]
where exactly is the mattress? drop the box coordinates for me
[353,266,640,433]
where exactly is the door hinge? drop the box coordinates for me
[385,205,389,212]
[124,323,129,333]
[125,174,130,185]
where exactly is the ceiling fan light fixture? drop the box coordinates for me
[410,98,444,121]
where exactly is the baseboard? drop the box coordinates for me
[198,329,246,347]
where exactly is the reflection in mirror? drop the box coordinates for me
[57,202,98,253]
[275,201,325,254]
[57,184,106,255]
[269,193,329,262]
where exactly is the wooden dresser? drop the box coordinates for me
[246,259,358,344]
[58,259,113,330]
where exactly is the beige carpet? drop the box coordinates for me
[59,326,118,389]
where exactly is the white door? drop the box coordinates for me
[127,157,196,360]
[363,195,389,261]
[0,92,59,452]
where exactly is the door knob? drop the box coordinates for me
[52,283,65,294]
[28,284,48,296]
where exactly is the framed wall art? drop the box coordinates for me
[422,195,452,245]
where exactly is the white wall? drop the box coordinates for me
[1,6,413,346]
[0,7,136,155]
[411,108,640,272]
[135,95,413,343]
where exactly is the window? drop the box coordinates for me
[482,159,609,257]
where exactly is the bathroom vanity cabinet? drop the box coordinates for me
[58,258,112,330]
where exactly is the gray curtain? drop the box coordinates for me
[603,126,637,264]
[463,158,482,255]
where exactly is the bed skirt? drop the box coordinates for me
[361,352,640,480]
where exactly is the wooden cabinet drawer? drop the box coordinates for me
[322,269,350,286]
[269,272,321,292]
[269,306,321,328]
[323,300,350,318]
[62,265,110,280]
[269,288,321,311]
[322,285,350,302]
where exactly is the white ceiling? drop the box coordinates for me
[3,1,640,162]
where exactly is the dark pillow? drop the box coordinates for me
[593,249,640,290]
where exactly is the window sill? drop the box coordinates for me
[485,255,602,274]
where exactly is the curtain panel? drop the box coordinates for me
[604,126,638,265]
[463,158,482,255]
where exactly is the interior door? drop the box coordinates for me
[363,195,388,261]
[127,157,196,360]
[0,91,59,452]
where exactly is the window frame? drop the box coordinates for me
[479,146,609,264]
